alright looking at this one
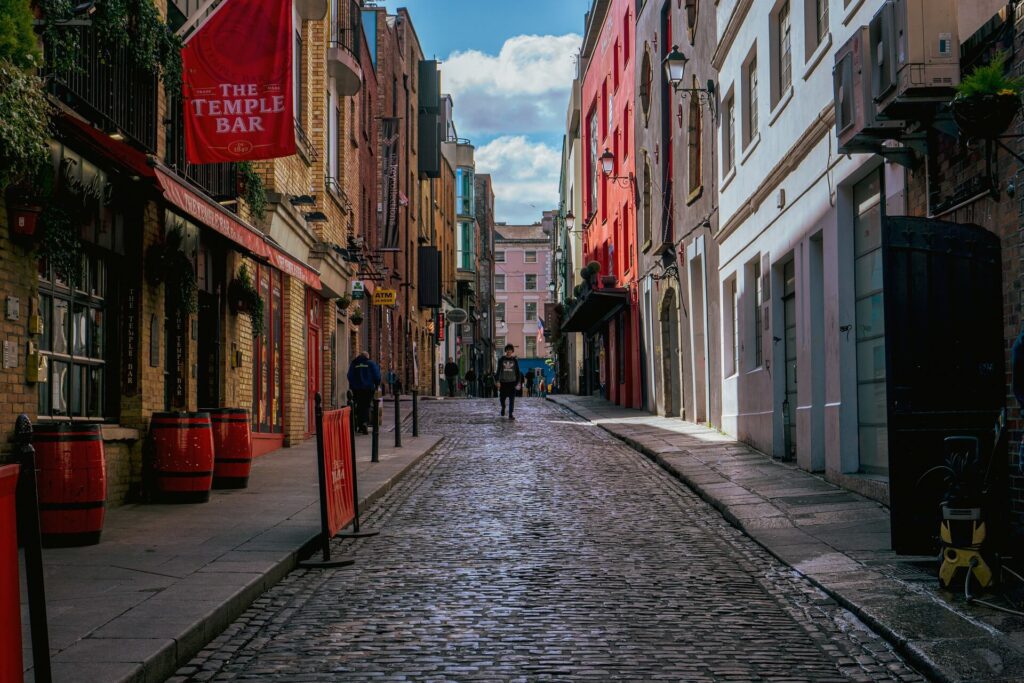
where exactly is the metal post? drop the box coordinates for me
[394,392,402,448]
[312,394,331,562]
[16,415,51,683]
[348,403,362,533]
[412,389,419,437]
[371,397,380,463]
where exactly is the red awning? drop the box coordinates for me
[153,165,322,290]
[56,114,155,180]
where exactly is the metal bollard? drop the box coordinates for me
[394,392,402,448]
[412,389,419,437]
[16,415,52,682]
[371,397,380,463]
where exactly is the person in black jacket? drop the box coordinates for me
[347,351,381,434]
[444,359,459,397]
[495,344,523,420]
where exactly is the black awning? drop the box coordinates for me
[562,287,628,333]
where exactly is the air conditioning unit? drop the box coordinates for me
[870,0,960,118]
[834,26,905,153]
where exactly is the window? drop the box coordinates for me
[38,255,110,419]
[687,75,703,199]
[752,259,763,368]
[495,336,505,349]
[743,51,758,145]
[726,277,739,376]
[723,92,735,173]
[525,274,537,290]
[685,0,698,42]
[495,274,505,290]
[525,302,537,321]
[808,0,829,53]
[457,221,474,270]
[588,108,599,215]
[456,167,474,216]
[496,302,506,321]
[495,250,505,262]
[623,105,630,158]
[607,84,614,136]
[773,2,792,104]
[640,48,653,121]
[623,9,631,63]
[613,39,621,90]
[327,91,339,181]
[525,335,537,357]
[253,265,284,433]
[642,152,652,245]
[294,29,304,128]
[524,250,537,263]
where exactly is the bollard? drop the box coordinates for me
[371,397,380,463]
[394,392,402,448]
[412,389,419,437]
[16,415,52,682]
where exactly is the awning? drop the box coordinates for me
[56,114,155,180]
[561,287,629,333]
[152,163,322,290]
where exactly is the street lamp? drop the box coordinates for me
[555,247,564,261]
[547,281,556,293]
[599,149,635,188]
[565,211,575,231]
[663,44,718,117]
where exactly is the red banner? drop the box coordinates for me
[182,0,296,163]
[319,408,355,537]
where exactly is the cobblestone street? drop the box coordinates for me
[174,399,925,682]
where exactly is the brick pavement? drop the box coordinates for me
[175,398,924,681]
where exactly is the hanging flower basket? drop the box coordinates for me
[951,93,1021,140]
[5,186,43,237]
[350,312,363,326]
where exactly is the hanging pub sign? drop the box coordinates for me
[181,0,296,163]
[351,281,365,300]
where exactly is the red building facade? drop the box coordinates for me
[580,0,641,408]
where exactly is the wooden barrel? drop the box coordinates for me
[151,412,214,503]
[33,423,106,547]
[206,408,253,489]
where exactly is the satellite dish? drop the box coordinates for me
[447,308,468,324]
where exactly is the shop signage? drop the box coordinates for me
[351,281,365,300]
[173,307,188,407]
[268,249,321,290]
[122,286,140,395]
[373,289,397,306]
[447,308,468,324]
[181,0,296,163]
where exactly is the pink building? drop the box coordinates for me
[494,223,553,361]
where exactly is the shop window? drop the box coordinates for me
[252,266,284,434]
[37,254,110,419]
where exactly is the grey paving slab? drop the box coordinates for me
[548,394,1024,683]
[20,400,442,683]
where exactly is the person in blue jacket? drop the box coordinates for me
[347,351,381,434]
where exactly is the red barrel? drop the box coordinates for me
[151,412,214,503]
[206,408,253,489]
[33,423,106,547]
[0,465,22,680]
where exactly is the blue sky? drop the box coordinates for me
[382,1,586,223]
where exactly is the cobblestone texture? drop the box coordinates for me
[173,399,925,682]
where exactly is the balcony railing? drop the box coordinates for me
[45,25,158,152]
[330,0,362,59]
[165,97,238,200]
[328,0,362,95]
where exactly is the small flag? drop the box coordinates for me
[537,317,545,344]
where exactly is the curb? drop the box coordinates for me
[130,436,444,683]
[547,397,954,683]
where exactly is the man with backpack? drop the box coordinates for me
[495,343,523,420]
[347,351,381,434]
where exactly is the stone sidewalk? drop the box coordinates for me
[21,401,441,683]
[549,394,1024,683]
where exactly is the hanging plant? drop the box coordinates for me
[237,162,267,220]
[0,59,52,190]
[146,225,197,314]
[952,51,1024,139]
[350,310,363,325]
[38,203,82,284]
[228,263,264,337]
[38,0,182,91]
[337,293,352,310]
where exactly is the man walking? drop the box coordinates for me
[347,351,381,434]
[464,368,477,397]
[495,344,523,420]
[444,358,459,397]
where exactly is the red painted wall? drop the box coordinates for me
[582,0,641,408]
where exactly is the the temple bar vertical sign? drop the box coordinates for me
[182,0,296,163]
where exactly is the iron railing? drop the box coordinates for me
[165,97,238,200]
[45,25,158,152]
[330,0,363,60]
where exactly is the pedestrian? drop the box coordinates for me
[347,351,381,434]
[385,368,398,396]
[525,369,536,397]
[482,372,493,398]
[465,368,477,397]
[495,344,523,420]
[444,359,459,397]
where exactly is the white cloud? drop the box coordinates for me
[443,33,580,138]
[476,136,561,224]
